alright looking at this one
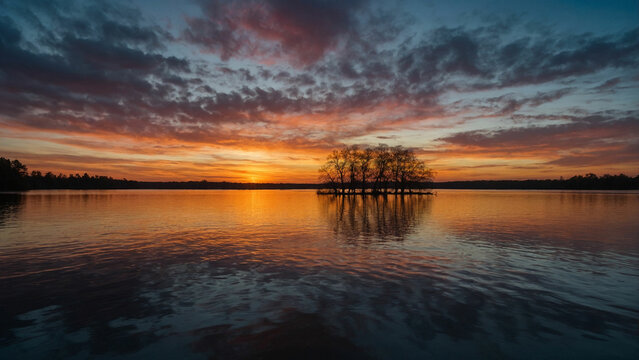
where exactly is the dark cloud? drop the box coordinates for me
[479,88,574,116]
[388,26,639,94]
[436,112,639,167]
[398,27,488,85]
[592,77,621,91]
[497,29,639,87]
[545,142,639,167]
[527,88,573,107]
[0,1,191,130]
[438,113,639,149]
[183,0,368,65]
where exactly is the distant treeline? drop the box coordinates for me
[2,157,638,191]
[0,157,315,191]
[435,174,639,190]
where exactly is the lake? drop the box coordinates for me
[1,190,638,359]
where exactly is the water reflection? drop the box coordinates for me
[0,193,23,226]
[191,310,372,359]
[0,236,172,356]
[0,190,638,359]
[319,195,432,242]
[428,190,639,254]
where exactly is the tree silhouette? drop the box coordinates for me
[357,147,375,194]
[0,157,29,190]
[371,145,392,194]
[318,146,434,195]
[319,149,349,194]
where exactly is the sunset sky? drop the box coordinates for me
[1,0,638,182]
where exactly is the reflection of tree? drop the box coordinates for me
[192,310,371,359]
[0,194,23,226]
[319,194,432,241]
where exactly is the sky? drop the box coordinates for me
[0,0,638,182]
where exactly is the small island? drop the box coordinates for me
[317,145,434,195]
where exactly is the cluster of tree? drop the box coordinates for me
[436,173,639,190]
[318,145,434,195]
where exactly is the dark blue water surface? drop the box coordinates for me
[1,190,638,359]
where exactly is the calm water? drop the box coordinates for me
[1,190,638,359]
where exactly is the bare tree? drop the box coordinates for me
[390,146,410,193]
[356,147,375,193]
[372,145,392,194]
[318,163,339,194]
[343,146,359,193]
[406,155,433,193]
[324,149,348,194]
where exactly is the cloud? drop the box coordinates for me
[438,113,639,149]
[475,88,575,117]
[182,0,369,65]
[545,142,639,167]
[0,1,194,130]
[592,77,621,91]
[496,29,639,87]
[390,26,639,93]
[434,112,639,170]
